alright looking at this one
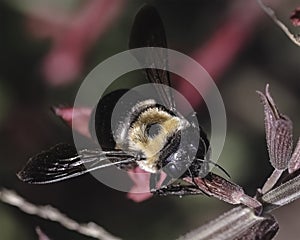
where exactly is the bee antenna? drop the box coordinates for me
[197,158,230,178]
[199,136,208,155]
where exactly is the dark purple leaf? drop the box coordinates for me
[257,85,293,170]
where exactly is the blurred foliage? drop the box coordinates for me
[0,0,300,239]
[4,0,83,14]
[0,205,32,240]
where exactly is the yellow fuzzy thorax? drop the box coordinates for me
[128,107,183,173]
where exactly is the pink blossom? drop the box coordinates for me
[52,106,92,139]
[127,168,167,202]
[290,7,300,27]
[126,167,153,202]
[26,0,125,86]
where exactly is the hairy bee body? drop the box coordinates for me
[92,89,209,178]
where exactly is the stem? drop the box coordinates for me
[256,0,300,47]
[0,188,121,240]
[262,173,300,212]
[177,207,274,240]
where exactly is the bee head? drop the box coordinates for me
[161,113,209,179]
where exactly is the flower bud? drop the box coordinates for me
[257,84,293,170]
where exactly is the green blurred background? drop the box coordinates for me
[0,0,300,239]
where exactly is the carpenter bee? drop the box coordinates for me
[17,5,225,196]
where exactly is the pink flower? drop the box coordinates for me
[26,0,125,86]
[127,168,167,202]
[52,106,92,139]
[290,7,300,27]
[126,168,153,202]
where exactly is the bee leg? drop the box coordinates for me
[149,172,161,191]
[153,184,200,196]
[160,174,173,187]
[187,167,210,197]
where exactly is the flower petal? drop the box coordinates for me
[290,7,300,27]
[126,167,152,202]
[126,167,167,202]
[52,106,92,139]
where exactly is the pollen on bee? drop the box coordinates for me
[127,106,184,171]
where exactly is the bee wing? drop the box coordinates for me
[17,143,139,184]
[129,5,175,109]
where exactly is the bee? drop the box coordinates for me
[17,5,227,196]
